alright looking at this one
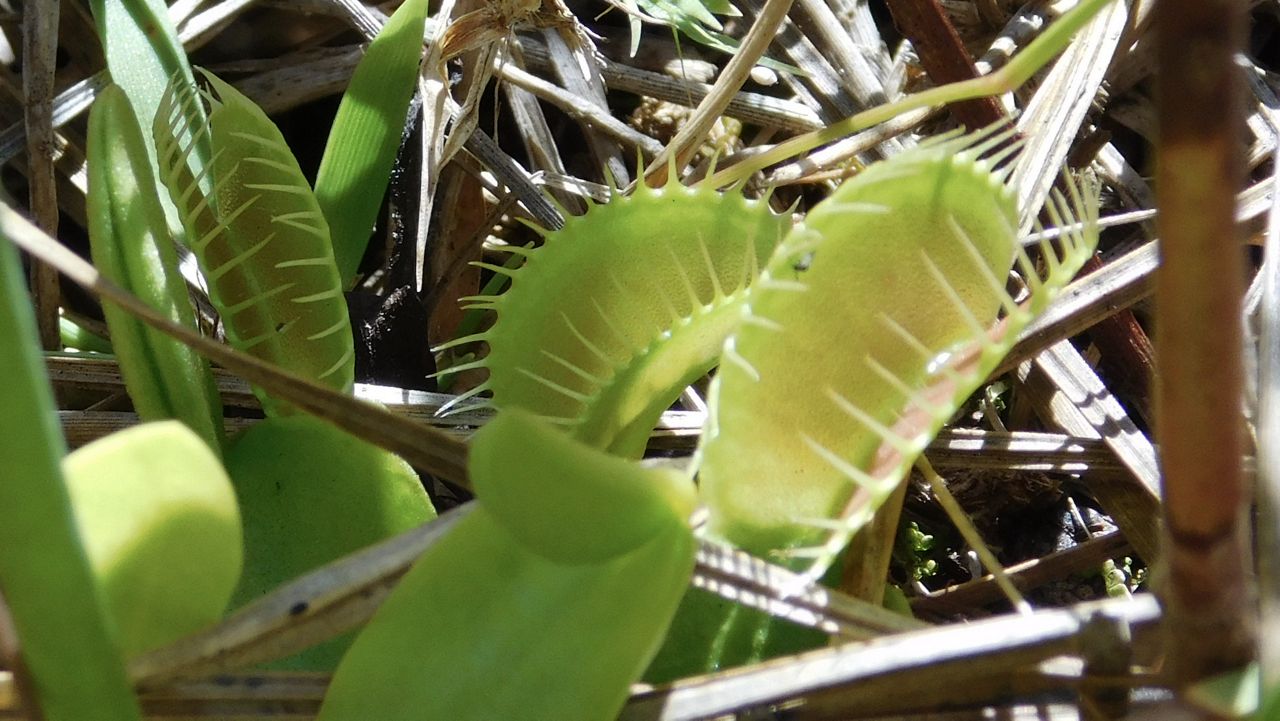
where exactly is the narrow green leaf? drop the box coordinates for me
[315,0,429,288]
[87,83,224,452]
[89,0,210,235]
[0,226,142,721]
[59,316,113,354]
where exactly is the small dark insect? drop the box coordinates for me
[793,251,815,273]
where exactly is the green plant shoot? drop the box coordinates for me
[0,225,141,721]
[315,0,431,287]
[87,83,224,452]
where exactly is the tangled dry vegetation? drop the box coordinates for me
[2,0,1280,718]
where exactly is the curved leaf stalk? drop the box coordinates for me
[0,230,142,721]
[154,69,354,415]
[437,179,789,457]
[699,127,1099,582]
[88,84,224,452]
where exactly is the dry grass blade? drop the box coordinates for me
[0,203,470,486]
[619,595,1161,721]
[128,505,473,689]
[1016,347,1161,562]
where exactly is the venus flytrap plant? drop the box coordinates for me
[154,70,355,415]
[437,176,790,456]
[81,0,441,672]
[0,0,1111,714]
[700,127,1098,583]
[145,68,440,666]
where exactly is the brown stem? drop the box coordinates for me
[885,0,1006,130]
[1155,0,1255,685]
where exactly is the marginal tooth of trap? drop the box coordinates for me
[443,401,493,417]
[722,341,761,382]
[592,298,639,354]
[427,358,489,379]
[790,515,860,532]
[666,241,704,310]
[494,243,535,258]
[822,200,892,216]
[946,215,1020,316]
[741,310,784,333]
[188,179,255,253]
[434,382,490,416]
[515,367,590,403]
[1011,243,1043,294]
[920,251,987,339]
[533,414,576,427]
[471,261,518,277]
[862,354,946,418]
[744,236,763,289]
[878,313,936,364]
[758,276,809,293]
[432,331,489,353]
[457,294,500,304]
[538,348,606,384]
[800,433,880,489]
[559,312,615,367]
[695,232,726,300]
[826,387,918,455]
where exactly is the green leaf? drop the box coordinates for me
[225,415,436,670]
[315,0,430,288]
[0,218,142,721]
[64,421,242,658]
[320,406,694,719]
[1186,663,1259,718]
[60,316,114,354]
[470,408,696,564]
[87,83,224,452]
[318,507,694,721]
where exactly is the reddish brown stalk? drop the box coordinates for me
[890,0,1157,423]
[1081,256,1155,425]
[884,0,1006,130]
[22,0,60,349]
[1155,0,1255,685]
